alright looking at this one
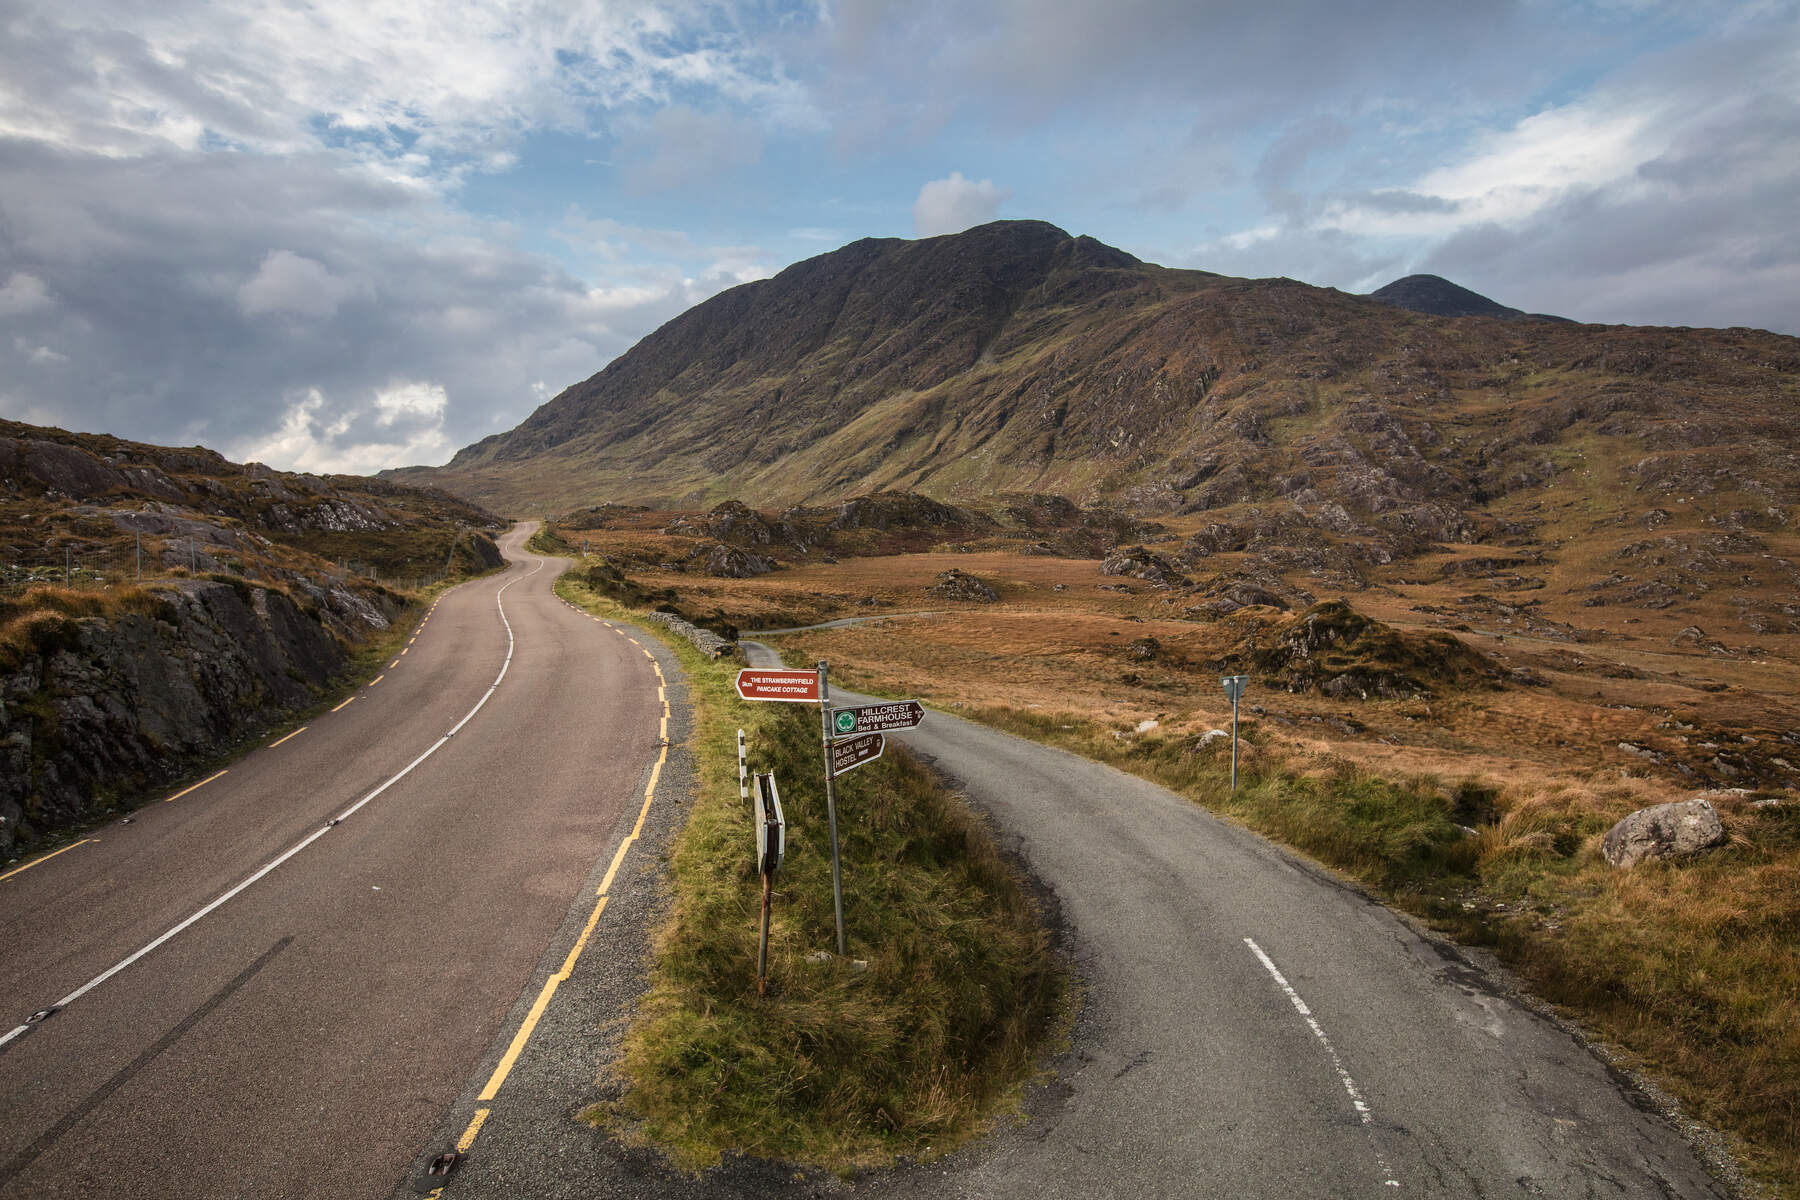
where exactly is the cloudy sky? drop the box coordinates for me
[2,1,1796,474]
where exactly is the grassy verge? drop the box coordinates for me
[553,574,1066,1173]
[912,701,1796,1197]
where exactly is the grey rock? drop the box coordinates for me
[926,569,999,603]
[1601,798,1728,869]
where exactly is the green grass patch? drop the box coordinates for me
[555,576,1066,1173]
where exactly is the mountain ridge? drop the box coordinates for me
[390,222,1799,610]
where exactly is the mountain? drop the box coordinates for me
[1367,274,1520,319]
[393,221,1798,590]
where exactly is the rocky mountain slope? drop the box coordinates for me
[395,224,1797,554]
[0,421,506,854]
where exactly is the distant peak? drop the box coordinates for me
[1367,274,1522,320]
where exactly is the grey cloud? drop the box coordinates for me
[0,139,739,468]
[1421,91,1800,332]
[1339,190,1461,215]
[1254,116,1352,195]
[1166,225,1404,294]
[611,106,767,193]
[818,0,1524,133]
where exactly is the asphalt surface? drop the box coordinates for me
[740,641,1731,1200]
[0,523,668,1199]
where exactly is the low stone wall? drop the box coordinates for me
[638,611,742,660]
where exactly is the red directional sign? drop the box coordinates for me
[830,732,885,777]
[735,667,821,703]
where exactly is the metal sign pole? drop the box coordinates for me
[817,661,847,956]
[758,871,773,995]
[1231,692,1240,794]
[1221,675,1249,794]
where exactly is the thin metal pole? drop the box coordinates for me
[758,872,773,996]
[817,662,847,955]
[1231,695,1240,793]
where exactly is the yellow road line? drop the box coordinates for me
[331,696,356,713]
[400,647,409,656]
[269,726,307,748]
[473,618,672,1112]
[0,838,96,883]
[389,659,400,669]
[368,675,384,687]
[456,1108,491,1153]
[165,770,227,803]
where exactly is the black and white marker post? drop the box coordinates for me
[737,728,749,804]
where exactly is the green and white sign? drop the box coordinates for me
[830,700,926,738]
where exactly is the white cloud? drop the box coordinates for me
[374,380,447,426]
[912,171,1009,237]
[238,250,361,318]
[28,345,68,365]
[0,2,811,186]
[236,384,452,475]
[0,272,54,316]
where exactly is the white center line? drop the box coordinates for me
[1244,936,1401,1190]
[0,562,544,1051]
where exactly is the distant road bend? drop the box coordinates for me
[738,641,1735,1200]
[0,523,669,1199]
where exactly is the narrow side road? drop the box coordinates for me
[736,641,1735,1200]
[0,523,667,1199]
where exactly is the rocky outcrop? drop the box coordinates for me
[0,579,397,855]
[1601,798,1729,868]
[1237,599,1497,700]
[694,543,776,578]
[927,569,999,602]
[1100,547,1188,588]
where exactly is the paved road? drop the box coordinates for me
[739,642,1734,1200]
[0,524,665,1199]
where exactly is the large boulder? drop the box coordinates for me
[1601,798,1728,868]
[696,543,775,578]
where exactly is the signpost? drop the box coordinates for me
[735,667,822,703]
[832,701,925,737]
[734,660,928,958]
[1221,674,1250,793]
[830,732,885,777]
[752,772,786,995]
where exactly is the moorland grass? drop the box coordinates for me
[554,575,1065,1173]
